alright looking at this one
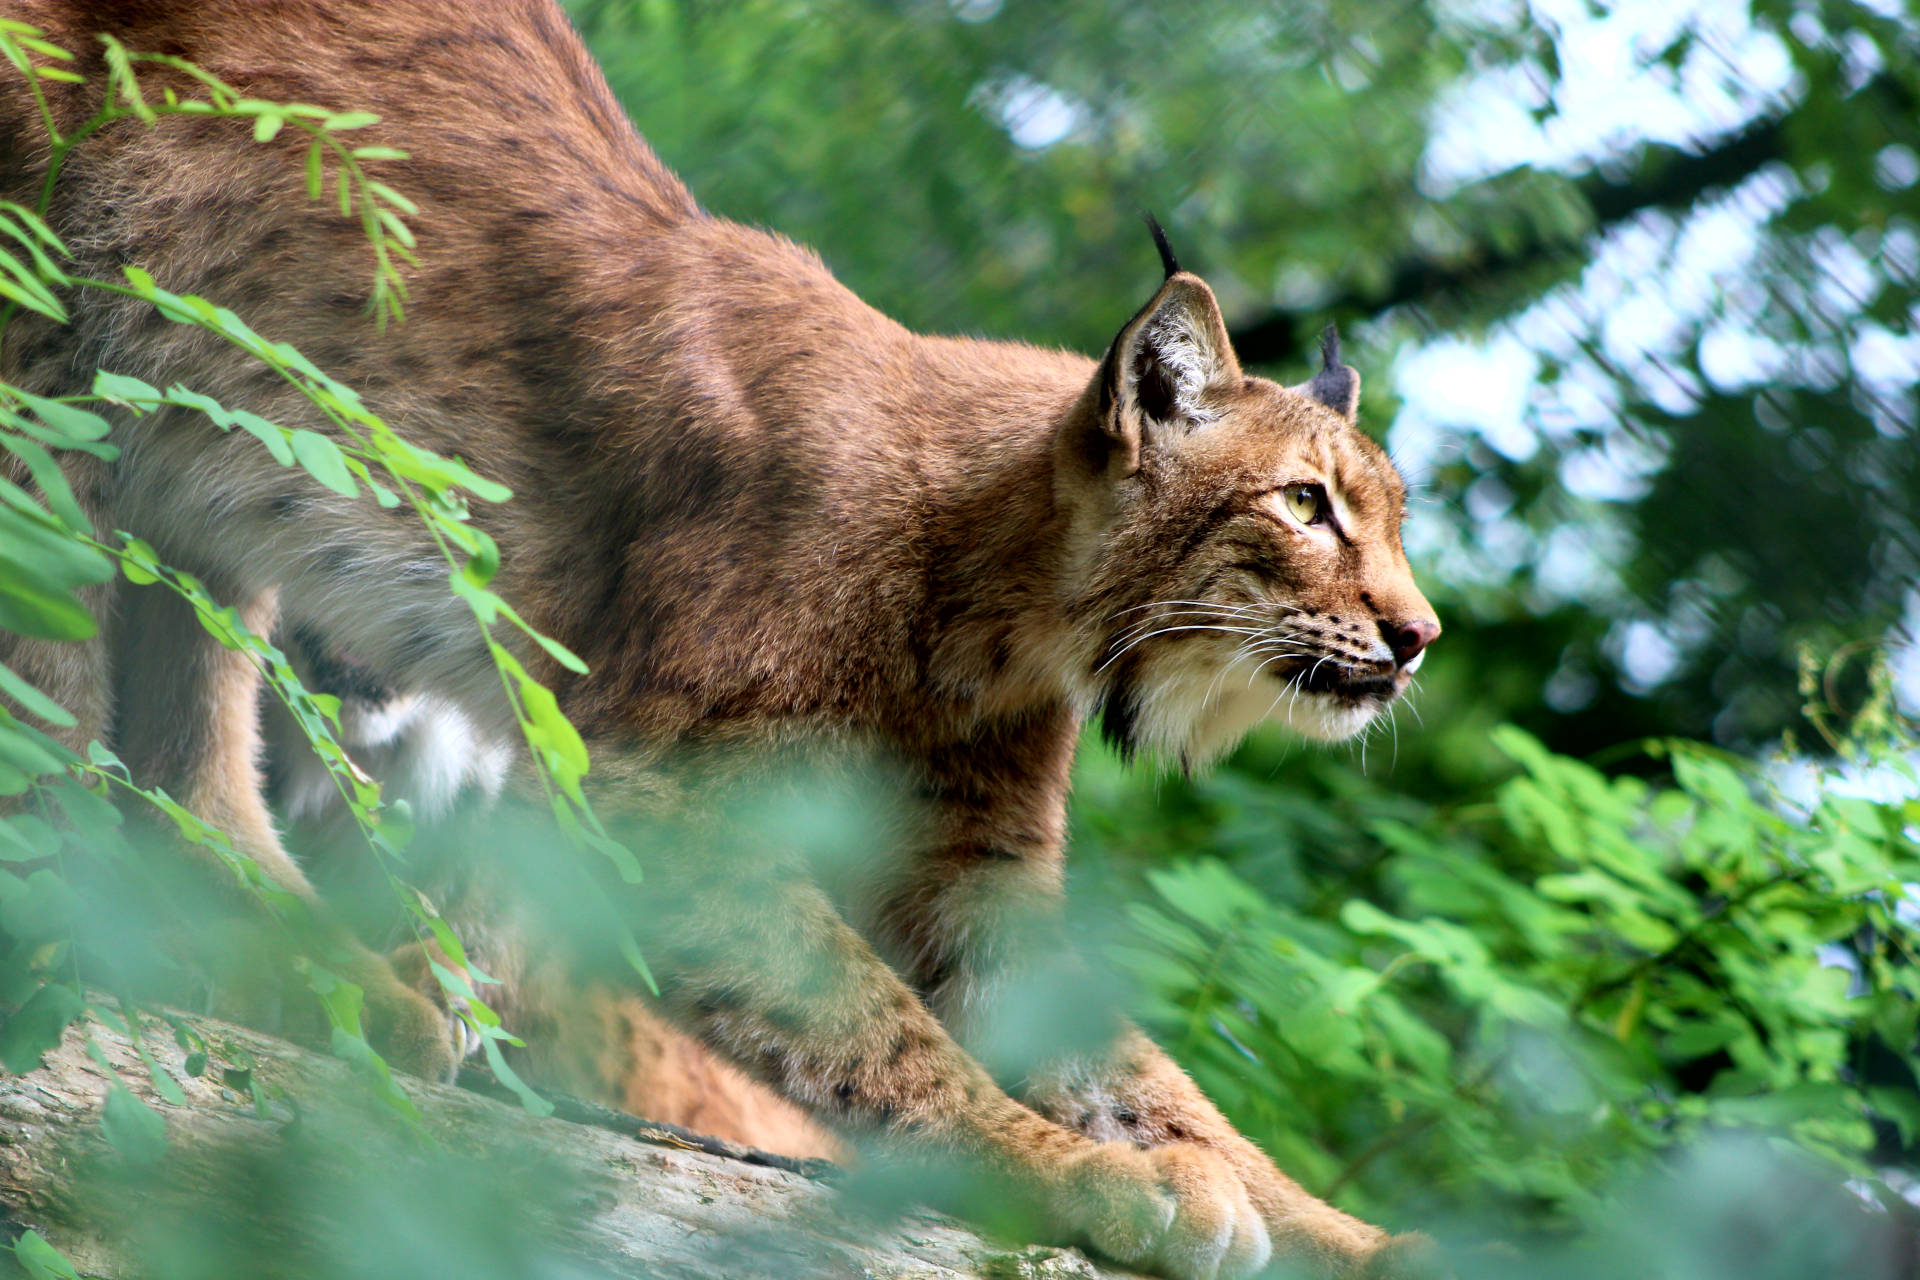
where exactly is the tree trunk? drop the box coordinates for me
[0,1011,1134,1279]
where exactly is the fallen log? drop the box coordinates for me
[0,1011,1135,1279]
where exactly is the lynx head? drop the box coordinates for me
[1060,227,1437,767]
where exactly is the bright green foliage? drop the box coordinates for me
[1080,669,1918,1240]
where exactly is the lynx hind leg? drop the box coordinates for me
[266,627,538,1076]
[507,977,845,1161]
[111,581,461,1081]
[267,663,838,1154]
[0,446,116,767]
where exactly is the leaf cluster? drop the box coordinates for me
[1093,672,1919,1240]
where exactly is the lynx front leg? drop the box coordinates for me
[1024,1031,1445,1280]
[867,715,1429,1279]
[632,858,1269,1280]
[111,582,462,1081]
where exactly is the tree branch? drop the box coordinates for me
[1226,72,1919,365]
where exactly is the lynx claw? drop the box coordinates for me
[1062,1142,1272,1280]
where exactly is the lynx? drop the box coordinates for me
[0,3,1440,1277]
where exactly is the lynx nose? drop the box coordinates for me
[1380,617,1440,667]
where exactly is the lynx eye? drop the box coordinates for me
[1283,483,1327,525]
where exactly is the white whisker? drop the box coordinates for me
[1202,642,1256,708]
[1109,598,1297,619]
[1110,608,1259,644]
[1095,624,1265,673]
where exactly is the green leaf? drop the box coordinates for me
[0,983,84,1073]
[519,679,589,776]
[528,629,589,676]
[0,198,71,263]
[0,263,64,322]
[225,409,295,466]
[17,35,71,60]
[0,732,67,791]
[0,812,60,860]
[428,959,479,1005]
[288,430,357,497]
[10,391,111,443]
[116,548,159,587]
[447,570,499,625]
[142,1052,188,1106]
[161,384,298,466]
[616,928,656,994]
[14,1230,82,1280]
[375,207,415,249]
[320,110,381,131]
[1146,859,1267,931]
[90,370,161,410]
[305,140,324,199]
[251,113,284,142]
[419,914,471,973]
[1710,1081,1854,1128]
[0,431,90,530]
[101,1083,168,1165]
[479,1031,553,1117]
[365,180,418,214]
[0,869,80,943]
[0,558,97,641]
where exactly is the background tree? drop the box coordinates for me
[568,0,1919,767]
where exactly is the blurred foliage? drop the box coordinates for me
[0,1,1915,1277]
[569,0,1920,764]
[1077,662,1919,1248]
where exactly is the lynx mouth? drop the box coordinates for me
[1280,661,1401,702]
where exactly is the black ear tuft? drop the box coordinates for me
[1297,323,1361,420]
[1142,211,1180,280]
[1318,324,1341,371]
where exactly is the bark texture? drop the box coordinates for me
[0,1013,1139,1279]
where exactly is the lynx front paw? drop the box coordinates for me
[1360,1232,1448,1280]
[355,942,474,1083]
[1056,1142,1271,1280]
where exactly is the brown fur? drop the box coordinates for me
[0,3,1439,1276]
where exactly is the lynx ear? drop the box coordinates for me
[1097,272,1241,473]
[1294,325,1361,422]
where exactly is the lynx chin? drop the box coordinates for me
[0,3,1440,1278]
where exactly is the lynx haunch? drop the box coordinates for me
[0,3,1440,1277]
